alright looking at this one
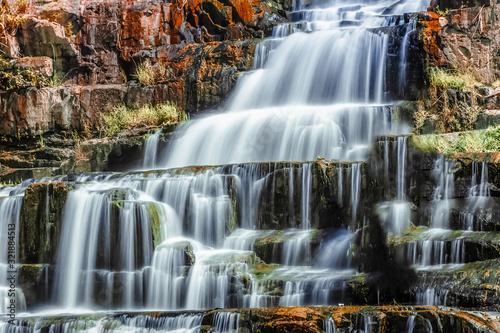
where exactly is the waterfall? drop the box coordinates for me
[161,105,393,168]
[406,229,466,267]
[282,230,312,266]
[399,20,417,94]
[460,162,491,231]
[406,315,416,333]
[0,0,433,317]
[430,156,456,229]
[155,1,428,169]
[54,186,162,309]
[0,314,204,333]
[142,130,161,169]
[415,287,449,306]
[350,164,361,226]
[0,197,26,316]
[212,312,240,333]
[324,318,336,333]
[316,229,354,269]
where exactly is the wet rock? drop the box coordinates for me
[19,182,70,264]
[419,3,500,84]
[415,258,500,309]
[17,264,54,308]
[0,126,175,183]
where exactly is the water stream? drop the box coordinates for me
[1,0,437,327]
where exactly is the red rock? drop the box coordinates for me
[13,56,53,77]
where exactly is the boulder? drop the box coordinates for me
[13,56,54,77]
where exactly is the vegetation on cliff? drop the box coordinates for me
[411,125,500,153]
[102,103,188,137]
[0,55,44,90]
[133,60,174,87]
[429,66,480,93]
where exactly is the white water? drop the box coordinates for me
[212,312,240,333]
[430,156,456,229]
[406,229,466,267]
[0,0,432,321]
[161,105,393,168]
[377,137,411,236]
[460,162,491,231]
[0,197,26,316]
[415,287,449,306]
[156,0,428,169]
[406,315,416,333]
[0,314,204,333]
[142,130,161,169]
[282,229,312,266]
[324,318,336,333]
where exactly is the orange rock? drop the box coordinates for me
[419,11,447,67]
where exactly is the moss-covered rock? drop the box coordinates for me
[19,182,70,264]
[17,264,54,308]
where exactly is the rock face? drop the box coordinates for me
[0,0,286,169]
[16,0,282,84]
[0,127,174,183]
[420,1,500,83]
[0,39,257,139]
[20,182,70,264]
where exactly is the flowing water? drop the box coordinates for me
[0,0,437,328]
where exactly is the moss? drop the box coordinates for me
[250,263,278,279]
[102,103,188,137]
[411,125,500,154]
[100,319,121,330]
[254,234,282,246]
[429,67,480,92]
[0,55,46,91]
[147,202,162,247]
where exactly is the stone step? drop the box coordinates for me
[388,227,500,266]
[4,306,499,333]
[411,258,500,309]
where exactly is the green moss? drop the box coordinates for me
[250,263,279,279]
[147,203,162,247]
[435,5,450,16]
[411,125,500,154]
[254,231,283,247]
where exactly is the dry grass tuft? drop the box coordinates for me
[102,103,188,137]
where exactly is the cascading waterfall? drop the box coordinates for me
[350,164,361,226]
[0,314,204,333]
[406,229,466,267]
[415,287,449,306]
[54,185,161,309]
[0,0,433,324]
[142,130,161,169]
[430,156,456,229]
[212,312,240,333]
[324,318,336,333]
[460,162,491,231]
[282,230,312,266]
[0,197,26,315]
[378,136,411,236]
[399,20,417,93]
